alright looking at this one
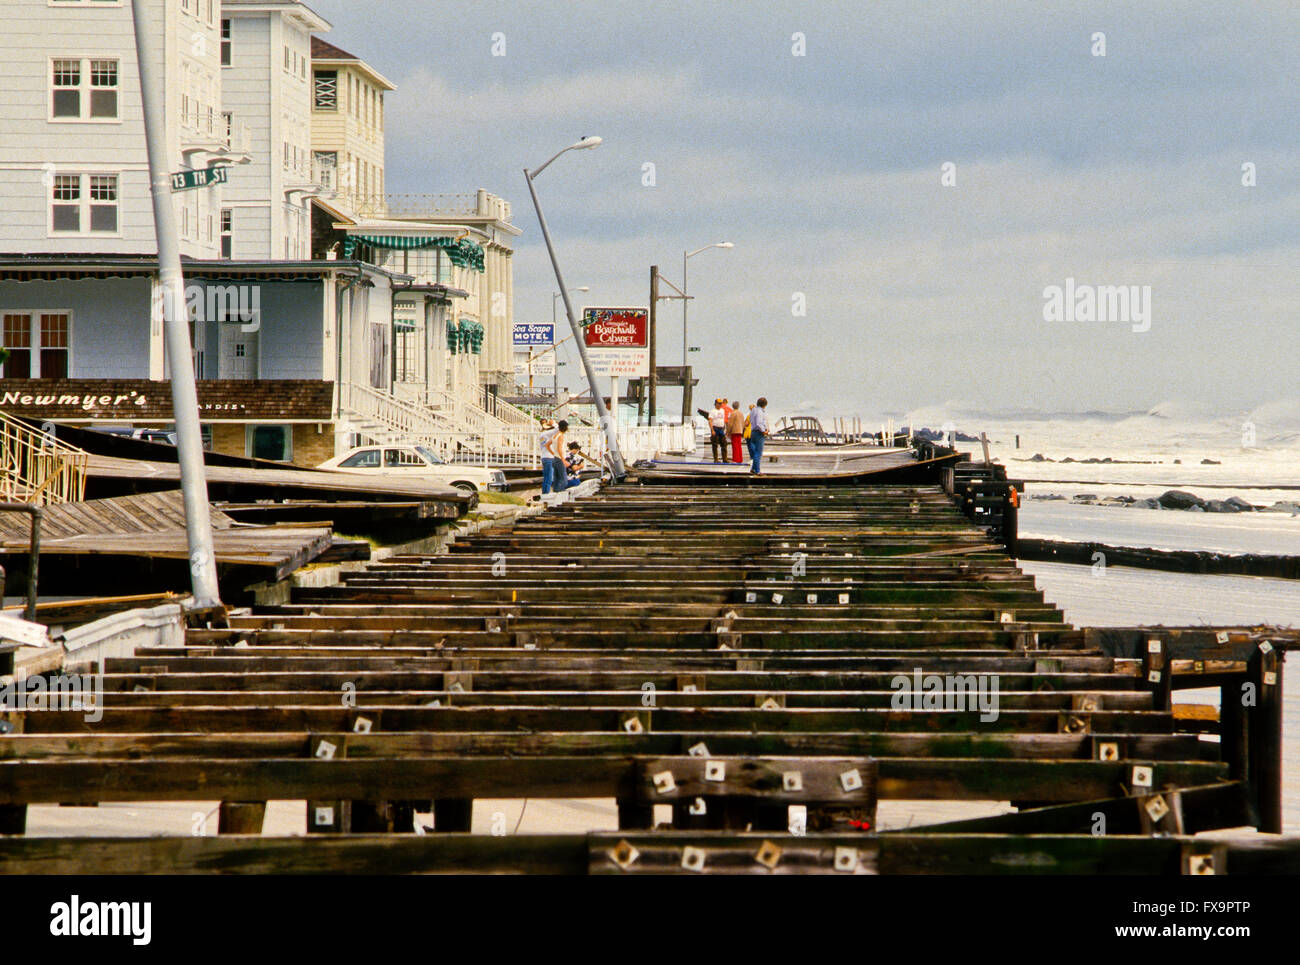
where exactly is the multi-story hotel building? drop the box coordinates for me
[0,0,525,467]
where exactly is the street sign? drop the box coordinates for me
[514,357,554,379]
[170,165,229,192]
[513,323,554,346]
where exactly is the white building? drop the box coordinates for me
[220,0,329,260]
[363,191,520,395]
[0,0,234,262]
[309,36,393,217]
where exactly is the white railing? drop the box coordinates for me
[340,381,458,437]
[180,110,250,156]
[483,391,540,427]
[354,193,512,221]
[341,383,694,470]
[0,412,88,505]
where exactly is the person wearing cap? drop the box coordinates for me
[707,399,728,463]
[564,441,591,486]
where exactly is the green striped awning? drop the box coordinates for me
[342,234,485,272]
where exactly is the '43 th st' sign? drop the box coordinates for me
[170,166,229,192]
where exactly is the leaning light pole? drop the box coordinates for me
[130,0,221,609]
[524,137,627,479]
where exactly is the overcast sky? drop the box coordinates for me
[308,0,1298,420]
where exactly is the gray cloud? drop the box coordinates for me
[308,0,1299,416]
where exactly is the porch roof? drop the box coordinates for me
[0,254,413,284]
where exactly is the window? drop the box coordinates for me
[181,0,191,12]
[313,70,337,110]
[51,57,119,120]
[313,150,336,189]
[39,313,70,378]
[220,208,232,258]
[248,425,292,462]
[51,59,80,117]
[384,448,424,468]
[220,20,231,66]
[2,313,33,378]
[88,174,117,231]
[339,449,380,469]
[284,46,291,71]
[51,173,117,234]
[89,60,117,117]
[1,312,70,379]
[51,174,80,230]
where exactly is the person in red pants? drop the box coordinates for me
[726,399,746,463]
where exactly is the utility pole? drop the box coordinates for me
[648,265,658,426]
[130,0,221,610]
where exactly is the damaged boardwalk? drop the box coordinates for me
[0,472,1295,873]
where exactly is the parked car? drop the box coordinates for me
[318,445,508,494]
[137,428,178,445]
[86,426,183,446]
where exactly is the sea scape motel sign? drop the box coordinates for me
[582,307,649,377]
[171,165,229,192]
[512,323,554,346]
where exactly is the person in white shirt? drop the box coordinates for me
[540,419,569,493]
[708,399,728,463]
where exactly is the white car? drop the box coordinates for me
[318,445,509,494]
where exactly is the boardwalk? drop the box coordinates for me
[0,474,1294,873]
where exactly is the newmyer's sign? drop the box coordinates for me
[582,307,649,377]
[0,380,334,421]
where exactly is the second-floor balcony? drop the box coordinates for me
[180,110,251,163]
[354,192,512,223]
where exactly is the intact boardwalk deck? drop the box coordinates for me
[0,480,1294,874]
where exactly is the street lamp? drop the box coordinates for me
[682,242,733,366]
[523,136,628,478]
[552,286,588,398]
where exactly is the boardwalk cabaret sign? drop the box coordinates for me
[0,379,333,421]
[582,307,649,377]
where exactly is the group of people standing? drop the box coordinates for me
[708,397,769,475]
[539,419,592,494]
